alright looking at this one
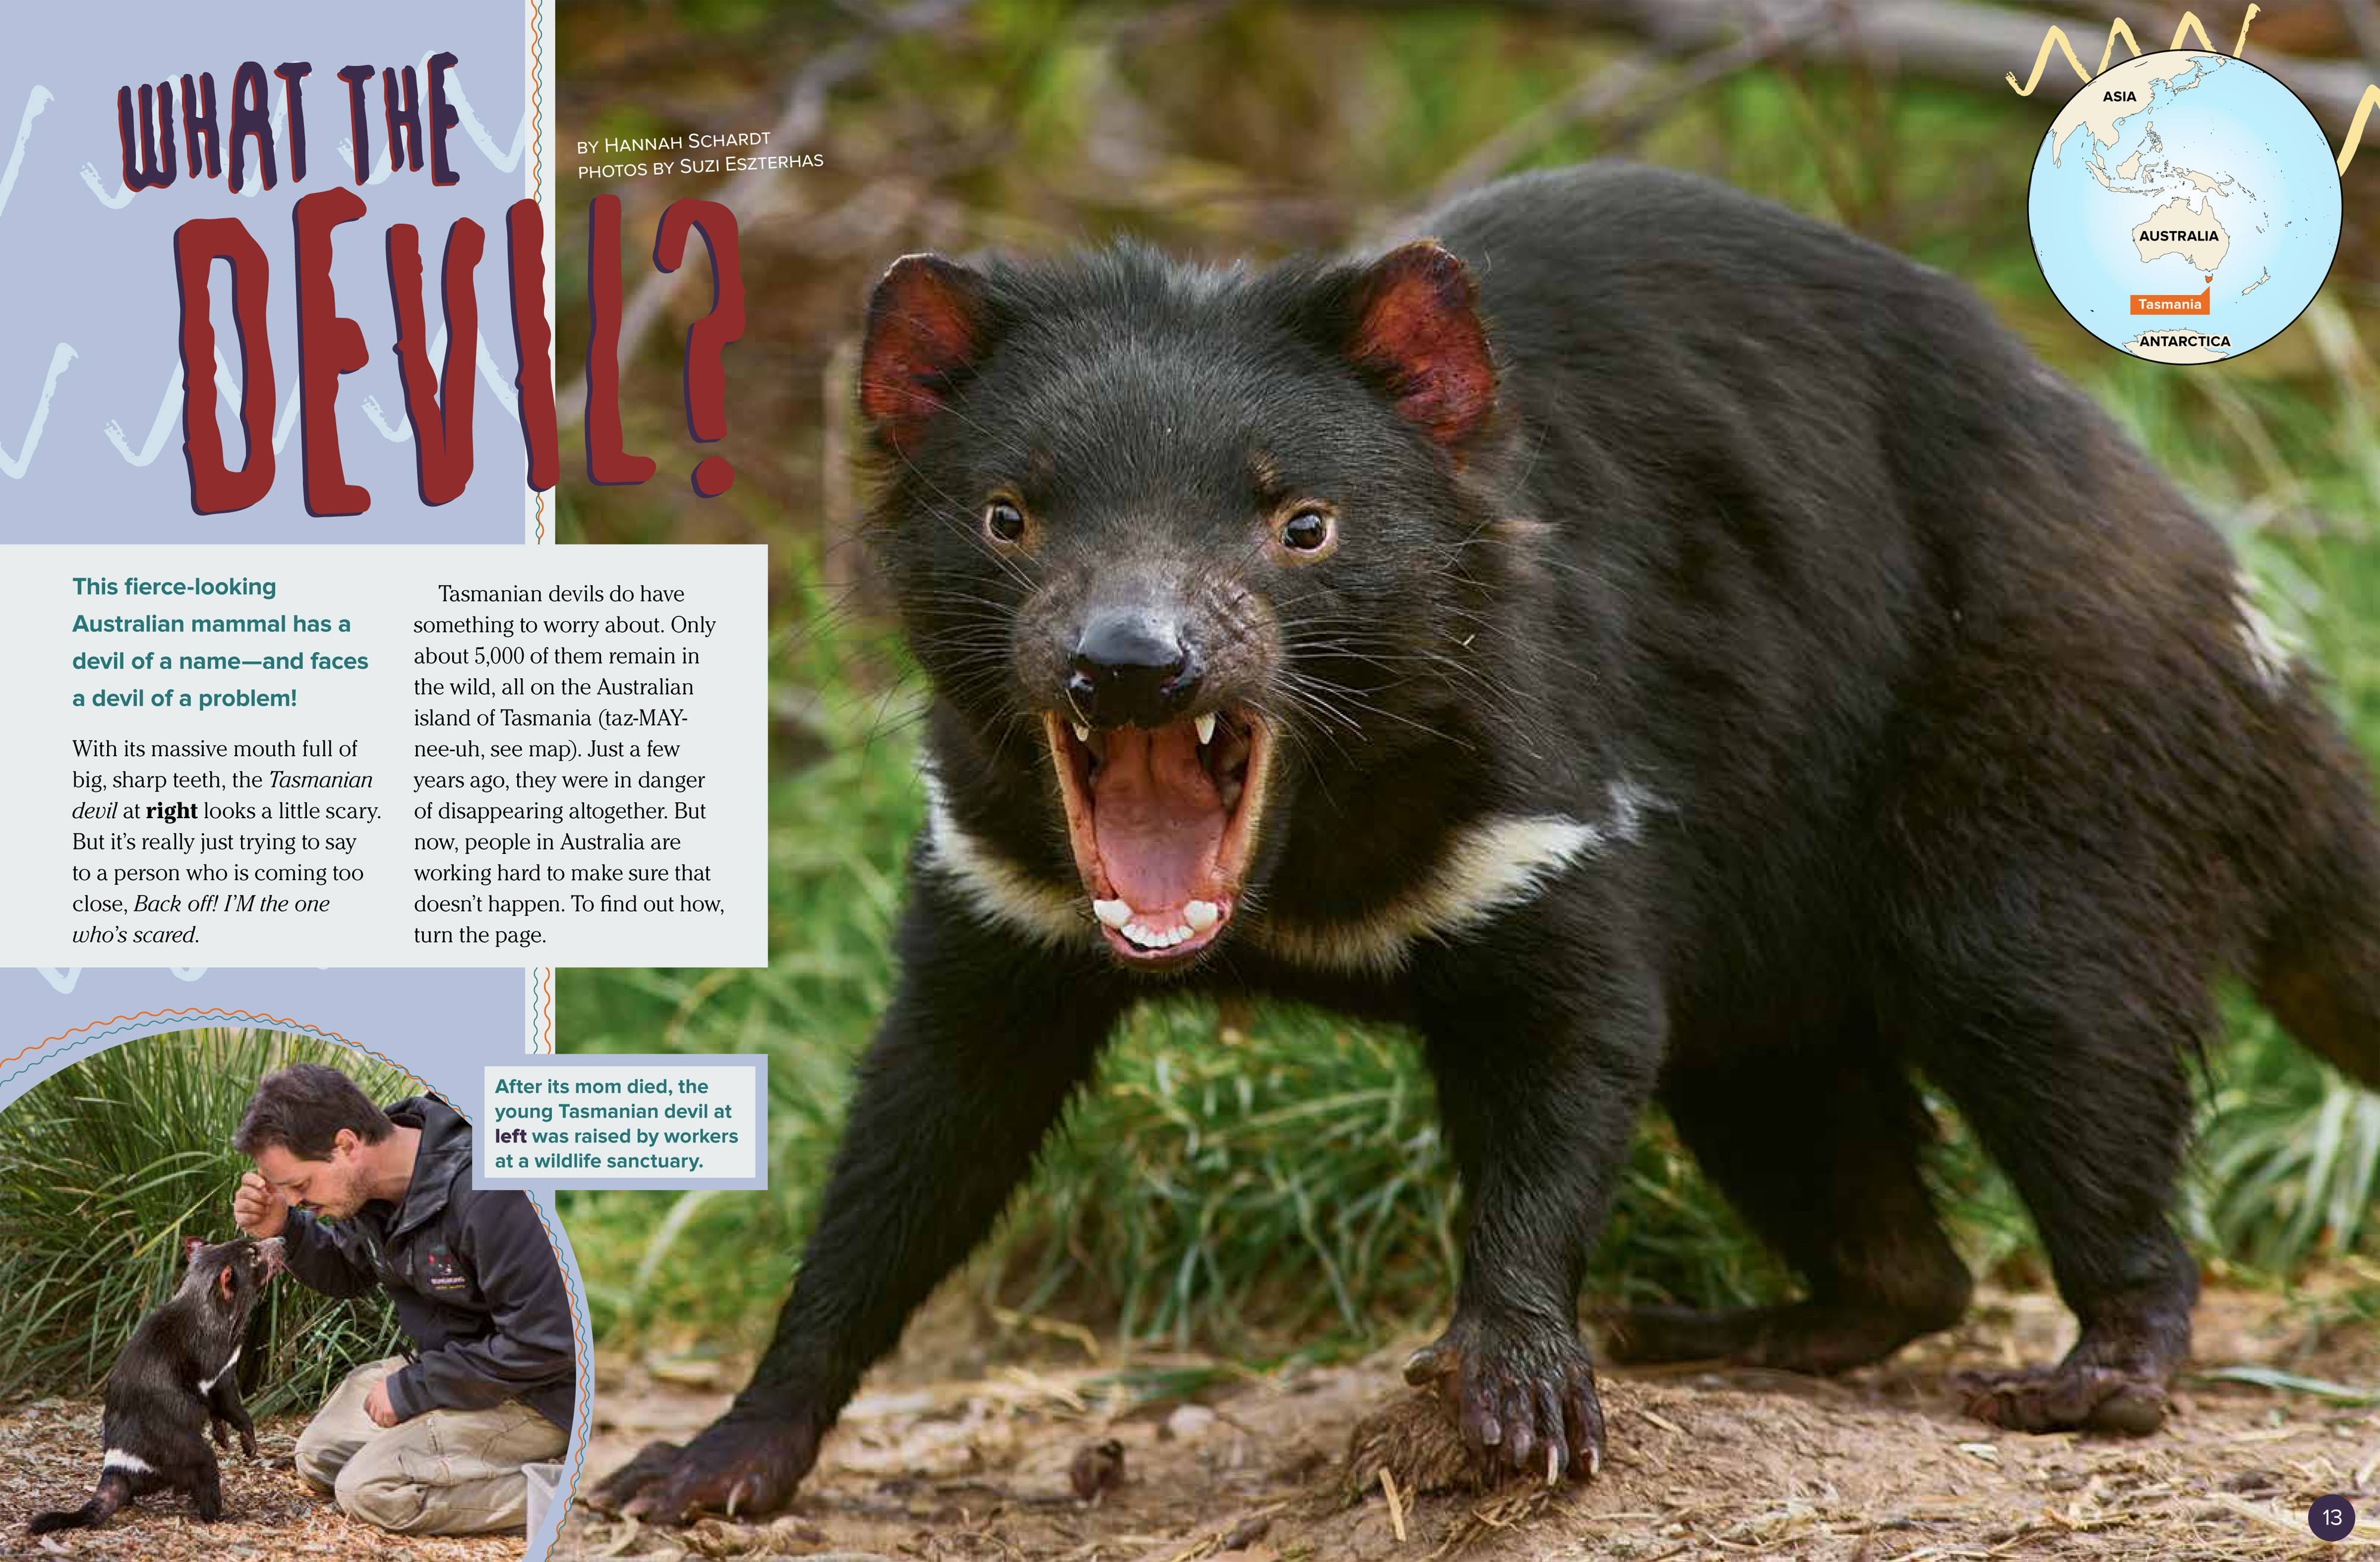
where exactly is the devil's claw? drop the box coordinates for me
[591,1416,821,1525]
[1404,1314,1605,1485]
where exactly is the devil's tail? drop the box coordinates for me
[26,1469,131,1534]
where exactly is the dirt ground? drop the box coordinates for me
[6,1285,2369,1561]
[563,1286,2379,1562]
[1,1404,524,1562]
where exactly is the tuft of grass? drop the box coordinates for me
[0,1031,411,1415]
[2198,997,2380,1268]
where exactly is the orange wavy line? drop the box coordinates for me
[11,1012,432,1106]
[11,1007,344,1066]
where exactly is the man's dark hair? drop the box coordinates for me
[235,1063,395,1160]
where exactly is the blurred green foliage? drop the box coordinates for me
[0,1032,414,1414]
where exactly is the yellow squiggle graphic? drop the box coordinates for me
[2340,84,2380,175]
[2006,10,2253,95]
[2100,21,2144,73]
[2003,5,2378,174]
[2004,27,2092,94]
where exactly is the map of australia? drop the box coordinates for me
[2131,195,2228,270]
[2029,49,2343,365]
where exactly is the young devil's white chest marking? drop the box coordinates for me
[198,1345,239,1396]
[920,769,1662,974]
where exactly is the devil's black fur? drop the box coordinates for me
[27,1236,280,1533]
[597,163,2380,1521]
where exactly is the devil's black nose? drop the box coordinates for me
[1068,611,1200,727]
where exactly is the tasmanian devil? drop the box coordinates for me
[28,1235,283,1533]
[597,162,2380,1519]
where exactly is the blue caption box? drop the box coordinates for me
[478,1054,768,1190]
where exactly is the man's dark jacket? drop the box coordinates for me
[278,1095,575,1429]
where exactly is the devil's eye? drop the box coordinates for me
[1280,507,1333,552]
[984,499,1026,544]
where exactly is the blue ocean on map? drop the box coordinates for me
[2028,52,2341,360]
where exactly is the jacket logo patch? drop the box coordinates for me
[422,1248,468,1289]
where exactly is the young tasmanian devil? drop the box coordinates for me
[597,162,2380,1519]
[29,1235,283,1533]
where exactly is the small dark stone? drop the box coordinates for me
[1069,1438,1126,1502]
[1222,1514,1274,1548]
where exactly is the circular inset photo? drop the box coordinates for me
[2026,49,2341,363]
[0,1029,578,1555]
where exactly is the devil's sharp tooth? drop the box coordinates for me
[1183,900,1219,931]
[1093,899,1132,929]
[1194,711,1216,746]
[1072,722,1091,743]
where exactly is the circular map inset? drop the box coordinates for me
[2027,50,2341,363]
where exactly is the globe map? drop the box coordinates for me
[2028,51,2341,362]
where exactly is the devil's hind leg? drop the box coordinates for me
[1604,1041,1972,1375]
[1881,871,2205,1434]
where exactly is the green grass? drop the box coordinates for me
[0,1031,412,1415]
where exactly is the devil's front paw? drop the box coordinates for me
[590,1413,821,1525]
[1404,1311,1605,1485]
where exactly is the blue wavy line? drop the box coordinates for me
[1,1016,346,1093]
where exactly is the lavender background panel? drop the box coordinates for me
[0,1,532,542]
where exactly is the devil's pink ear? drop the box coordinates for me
[184,1236,207,1265]
[1341,240,1496,450]
[859,253,991,456]
[218,1267,236,1301]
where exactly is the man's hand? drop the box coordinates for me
[364,1375,402,1429]
[233,1172,287,1239]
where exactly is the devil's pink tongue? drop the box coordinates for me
[1090,725,1224,911]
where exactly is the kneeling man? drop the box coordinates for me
[234,1063,575,1535]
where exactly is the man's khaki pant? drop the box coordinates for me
[295,1356,568,1535]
